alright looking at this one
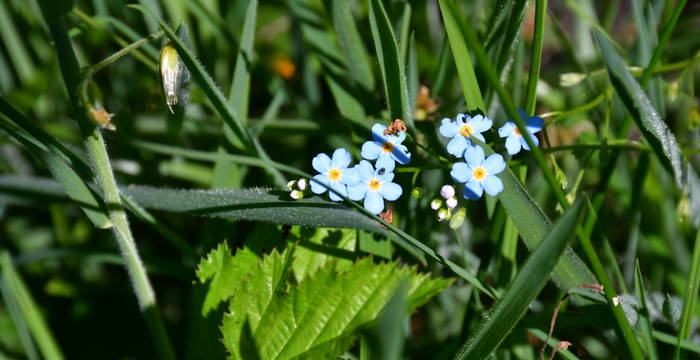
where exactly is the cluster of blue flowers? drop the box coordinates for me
[309,123,410,214]
[439,111,543,200]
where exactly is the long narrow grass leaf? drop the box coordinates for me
[454,200,585,360]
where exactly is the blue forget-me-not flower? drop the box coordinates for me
[439,114,493,157]
[310,148,359,201]
[361,123,411,165]
[348,157,402,214]
[451,145,505,199]
[498,110,544,155]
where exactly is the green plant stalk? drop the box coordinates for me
[675,228,700,359]
[579,200,645,360]
[524,0,547,116]
[458,15,568,207]
[38,10,175,360]
[86,30,164,76]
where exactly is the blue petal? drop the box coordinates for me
[483,154,506,174]
[451,162,471,183]
[393,131,406,143]
[472,132,485,142]
[348,183,368,201]
[456,113,468,125]
[482,175,504,196]
[520,135,530,151]
[342,167,360,186]
[310,174,329,194]
[526,115,544,132]
[528,132,540,148]
[361,141,382,160]
[439,118,460,138]
[463,179,483,200]
[517,109,528,121]
[331,148,352,169]
[470,114,493,132]
[375,155,396,173]
[446,136,468,157]
[312,153,332,173]
[380,182,402,201]
[377,171,394,182]
[391,144,411,165]
[505,135,521,155]
[371,123,388,142]
[498,122,516,138]
[328,181,347,202]
[364,190,384,214]
[464,145,485,166]
[355,160,374,180]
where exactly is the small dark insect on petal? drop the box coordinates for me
[378,168,386,176]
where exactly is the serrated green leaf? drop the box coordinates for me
[368,0,413,128]
[219,250,450,359]
[196,242,261,316]
[454,200,584,360]
[288,227,356,283]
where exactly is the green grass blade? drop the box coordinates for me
[0,252,63,360]
[654,331,700,354]
[368,0,413,128]
[130,4,253,151]
[675,228,700,359]
[479,145,596,292]
[0,267,40,360]
[437,0,485,111]
[226,0,256,123]
[454,200,585,360]
[594,30,684,188]
[523,0,547,116]
[330,0,375,92]
[634,261,659,360]
[0,101,111,229]
[578,199,645,360]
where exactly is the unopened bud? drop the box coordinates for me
[446,197,458,209]
[297,178,307,191]
[437,208,451,221]
[431,199,443,211]
[449,207,466,229]
[286,180,297,190]
[440,184,455,199]
[559,72,586,87]
[290,190,304,200]
[411,187,424,198]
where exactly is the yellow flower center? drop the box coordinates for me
[369,179,381,190]
[381,141,394,152]
[513,127,521,136]
[460,124,473,137]
[328,169,341,181]
[473,167,486,180]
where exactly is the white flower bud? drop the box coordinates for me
[446,197,458,209]
[297,178,307,191]
[430,199,442,211]
[290,190,304,200]
[440,184,455,199]
[559,72,586,87]
[286,180,297,190]
[437,208,451,221]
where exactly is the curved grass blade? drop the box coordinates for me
[675,227,700,359]
[368,0,413,128]
[438,0,485,111]
[454,200,585,360]
[634,261,659,360]
[330,0,375,93]
[0,252,63,360]
[594,30,683,188]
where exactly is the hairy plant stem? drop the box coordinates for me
[37,5,175,359]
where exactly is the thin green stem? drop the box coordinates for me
[37,7,175,359]
[524,0,547,116]
[541,89,612,125]
[86,30,163,76]
[675,228,700,359]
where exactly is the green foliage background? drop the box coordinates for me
[0,0,699,359]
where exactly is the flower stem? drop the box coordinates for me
[37,8,175,359]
